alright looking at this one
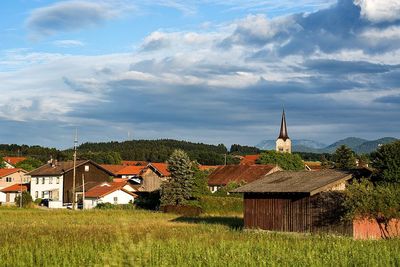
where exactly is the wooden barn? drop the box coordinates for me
[232,170,353,234]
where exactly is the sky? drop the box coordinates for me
[0,0,400,149]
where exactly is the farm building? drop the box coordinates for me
[232,170,353,234]
[29,160,114,207]
[207,164,282,193]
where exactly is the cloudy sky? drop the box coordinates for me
[0,0,399,148]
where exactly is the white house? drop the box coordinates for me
[0,183,29,205]
[84,181,138,209]
[29,160,114,208]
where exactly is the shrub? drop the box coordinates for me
[198,195,243,214]
[14,192,33,208]
[34,198,43,205]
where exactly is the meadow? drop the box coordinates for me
[0,207,399,267]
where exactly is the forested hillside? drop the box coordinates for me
[77,139,237,165]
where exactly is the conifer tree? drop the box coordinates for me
[333,145,356,170]
[160,149,194,206]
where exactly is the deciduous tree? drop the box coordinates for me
[258,151,304,170]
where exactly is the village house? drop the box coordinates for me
[29,160,114,208]
[0,183,29,205]
[207,164,282,193]
[0,168,28,204]
[239,155,260,165]
[2,157,27,169]
[84,181,138,209]
[232,170,354,234]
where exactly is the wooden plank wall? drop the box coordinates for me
[244,193,352,235]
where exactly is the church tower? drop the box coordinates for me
[276,109,291,153]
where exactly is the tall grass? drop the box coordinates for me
[0,207,398,266]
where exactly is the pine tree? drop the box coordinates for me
[333,145,356,170]
[160,149,194,206]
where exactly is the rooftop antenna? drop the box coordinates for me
[72,128,78,210]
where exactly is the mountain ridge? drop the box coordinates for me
[256,137,398,154]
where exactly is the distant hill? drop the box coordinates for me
[256,137,398,154]
[256,139,327,152]
[323,137,368,153]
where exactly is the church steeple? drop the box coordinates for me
[276,109,291,153]
[278,109,289,141]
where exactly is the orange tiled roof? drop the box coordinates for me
[148,163,170,177]
[1,183,29,193]
[240,155,261,165]
[116,166,146,176]
[207,164,280,186]
[100,164,126,175]
[0,168,26,178]
[122,161,148,166]
[85,182,137,198]
[3,157,27,166]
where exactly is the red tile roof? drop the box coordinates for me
[116,166,146,175]
[100,164,126,175]
[148,163,170,177]
[122,161,148,166]
[3,157,27,166]
[85,182,138,198]
[0,168,26,178]
[207,164,281,186]
[240,155,261,165]
[1,183,29,193]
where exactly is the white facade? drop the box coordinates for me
[84,189,135,209]
[30,175,63,202]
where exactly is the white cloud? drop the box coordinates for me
[354,0,400,23]
[53,40,85,48]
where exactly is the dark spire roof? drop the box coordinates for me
[278,109,289,141]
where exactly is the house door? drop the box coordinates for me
[5,193,10,203]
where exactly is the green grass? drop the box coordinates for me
[0,207,399,266]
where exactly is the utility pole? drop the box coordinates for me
[224,154,227,165]
[72,129,78,210]
[82,173,85,210]
[19,174,23,208]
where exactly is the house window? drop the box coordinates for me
[49,177,53,184]
[113,197,118,204]
[42,177,45,184]
[84,165,90,172]
[36,178,39,184]
[42,191,45,198]
[35,191,38,198]
[6,177,12,182]
[56,177,60,184]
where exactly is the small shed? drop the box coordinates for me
[232,170,353,234]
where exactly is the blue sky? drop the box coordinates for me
[0,0,400,149]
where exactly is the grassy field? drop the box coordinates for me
[0,207,399,266]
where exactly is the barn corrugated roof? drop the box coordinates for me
[232,169,352,195]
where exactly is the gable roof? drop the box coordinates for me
[232,169,352,196]
[207,164,281,186]
[29,160,114,176]
[240,155,260,165]
[148,163,170,177]
[100,164,126,175]
[1,183,29,193]
[3,157,27,166]
[0,168,27,178]
[85,182,138,198]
